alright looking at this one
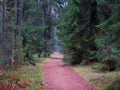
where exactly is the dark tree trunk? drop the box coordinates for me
[90,1,98,25]
[3,0,15,66]
[15,0,23,61]
[89,0,98,44]
[42,0,52,57]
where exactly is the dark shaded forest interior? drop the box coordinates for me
[0,0,120,90]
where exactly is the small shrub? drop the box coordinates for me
[92,59,117,71]
[80,60,91,65]
[104,59,117,71]
[92,64,108,72]
[64,51,83,65]
[81,59,97,65]
[115,62,120,70]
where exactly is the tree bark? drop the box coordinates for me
[15,0,23,62]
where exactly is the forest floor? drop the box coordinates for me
[74,63,120,90]
[0,55,46,90]
[42,52,95,90]
[0,53,119,90]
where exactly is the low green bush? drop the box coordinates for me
[92,63,108,72]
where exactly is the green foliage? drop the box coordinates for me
[94,1,120,70]
[57,0,120,71]
[59,0,97,64]
[22,22,45,60]
[92,63,107,72]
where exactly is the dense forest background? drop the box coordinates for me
[0,0,59,65]
[0,0,120,72]
[0,0,120,90]
[59,0,120,71]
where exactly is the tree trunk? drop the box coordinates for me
[15,0,23,62]
[42,0,52,57]
[4,0,15,66]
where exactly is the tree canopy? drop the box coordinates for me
[0,0,120,70]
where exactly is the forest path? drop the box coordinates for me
[42,52,96,90]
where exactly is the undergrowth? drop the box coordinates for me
[0,55,46,90]
[74,63,120,90]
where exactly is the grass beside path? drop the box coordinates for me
[0,56,48,90]
[73,63,120,90]
[18,62,44,90]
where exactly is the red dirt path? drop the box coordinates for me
[42,52,96,90]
